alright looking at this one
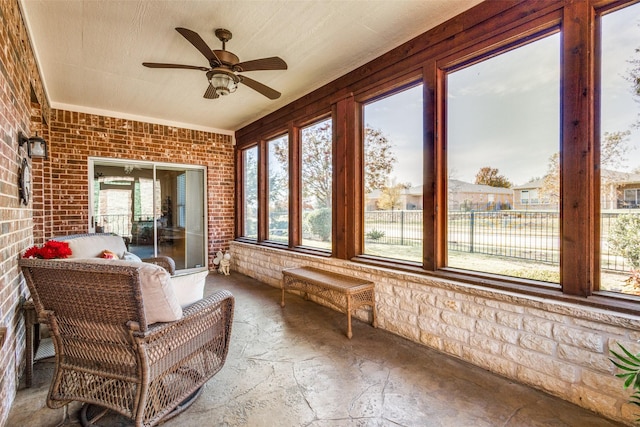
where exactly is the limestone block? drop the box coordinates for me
[419,331,442,348]
[522,317,554,338]
[557,344,612,373]
[569,385,620,421]
[516,365,570,396]
[580,369,627,397]
[440,310,476,331]
[439,324,470,343]
[495,311,523,330]
[460,302,496,322]
[475,319,519,344]
[553,325,603,352]
[525,306,567,323]
[463,347,517,378]
[519,333,556,355]
[435,297,460,312]
[469,334,503,355]
[505,345,578,382]
[442,339,463,358]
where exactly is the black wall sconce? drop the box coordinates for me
[18,132,48,159]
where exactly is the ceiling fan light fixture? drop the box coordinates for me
[208,71,238,96]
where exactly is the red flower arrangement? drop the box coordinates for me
[23,240,72,259]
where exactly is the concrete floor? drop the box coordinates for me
[7,272,625,427]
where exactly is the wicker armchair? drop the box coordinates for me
[19,258,234,427]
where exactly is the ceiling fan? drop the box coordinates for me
[143,27,287,100]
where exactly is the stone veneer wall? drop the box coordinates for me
[230,241,640,426]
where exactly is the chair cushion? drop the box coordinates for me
[138,262,183,323]
[59,258,182,324]
[61,234,128,259]
[170,269,209,308]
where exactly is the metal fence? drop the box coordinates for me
[365,209,637,272]
[99,210,636,273]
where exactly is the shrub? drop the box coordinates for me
[608,213,640,269]
[366,229,385,241]
[306,208,332,241]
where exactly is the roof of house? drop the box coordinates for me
[366,180,513,198]
[448,179,513,194]
[512,170,640,190]
[512,178,546,190]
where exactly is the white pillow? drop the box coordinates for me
[138,262,183,323]
[170,269,209,308]
[60,235,128,259]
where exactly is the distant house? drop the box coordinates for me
[601,169,640,209]
[512,178,554,210]
[364,185,424,211]
[365,180,513,211]
[512,171,640,211]
[448,179,513,211]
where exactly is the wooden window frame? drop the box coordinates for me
[234,0,640,314]
[265,133,290,246]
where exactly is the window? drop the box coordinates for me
[624,189,640,207]
[446,33,560,282]
[268,135,289,242]
[300,119,332,250]
[599,2,640,293]
[363,84,423,263]
[243,147,258,239]
[234,0,640,308]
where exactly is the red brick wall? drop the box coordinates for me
[0,0,51,423]
[42,110,236,267]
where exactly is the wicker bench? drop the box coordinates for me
[281,266,376,338]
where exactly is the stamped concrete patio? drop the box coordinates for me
[8,272,624,426]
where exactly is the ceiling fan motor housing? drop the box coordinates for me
[213,50,239,67]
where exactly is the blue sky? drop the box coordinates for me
[364,3,640,188]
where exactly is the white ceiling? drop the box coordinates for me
[19,0,481,134]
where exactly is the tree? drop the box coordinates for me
[627,46,640,127]
[540,153,559,206]
[377,183,404,211]
[268,139,289,210]
[273,123,396,208]
[540,131,634,206]
[364,127,397,194]
[474,167,512,188]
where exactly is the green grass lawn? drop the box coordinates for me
[362,241,632,293]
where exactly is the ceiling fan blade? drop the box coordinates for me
[235,57,288,72]
[143,62,209,71]
[175,27,222,66]
[204,83,219,99]
[239,75,281,100]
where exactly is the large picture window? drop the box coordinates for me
[445,33,560,282]
[268,135,289,243]
[599,2,640,294]
[243,147,258,239]
[363,84,423,263]
[234,0,640,310]
[300,118,333,251]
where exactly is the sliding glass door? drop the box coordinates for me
[90,159,206,271]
